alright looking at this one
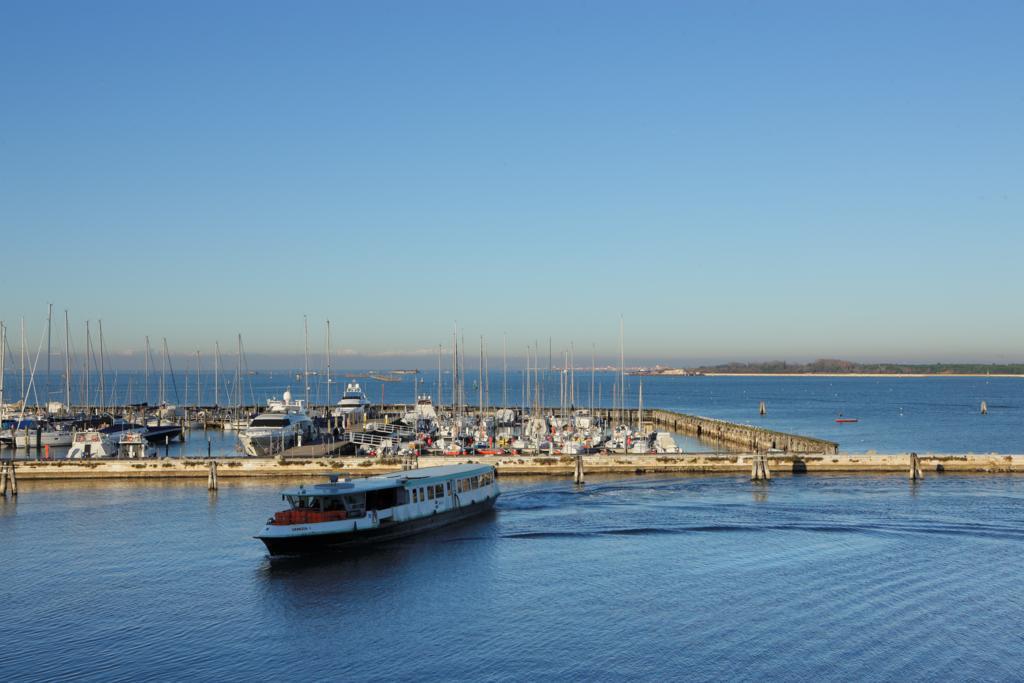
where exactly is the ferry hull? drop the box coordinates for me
[259,496,497,556]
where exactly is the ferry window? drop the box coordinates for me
[412,489,418,503]
[435,484,444,498]
[427,487,435,500]
[446,481,452,494]
[472,476,479,489]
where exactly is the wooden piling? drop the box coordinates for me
[1,461,17,497]
[573,455,584,485]
[208,460,218,491]
[909,452,923,480]
[751,454,771,481]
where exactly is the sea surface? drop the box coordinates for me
[3,474,1023,681]
[4,370,1023,453]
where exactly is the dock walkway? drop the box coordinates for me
[8,453,1023,481]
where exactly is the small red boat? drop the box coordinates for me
[835,418,859,423]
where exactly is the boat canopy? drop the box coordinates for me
[279,463,494,498]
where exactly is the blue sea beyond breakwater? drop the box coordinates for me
[5,370,1022,453]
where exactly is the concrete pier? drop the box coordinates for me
[7,452,1024,482]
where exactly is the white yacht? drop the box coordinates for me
[256,463,499,556]
[402,394,438,433]
[68,426,122,459]
[331,382,370,419]
[12,421,74,449]
[238,389,319,457]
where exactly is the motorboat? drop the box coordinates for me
[238,389,319,457]
[331,382,370,425]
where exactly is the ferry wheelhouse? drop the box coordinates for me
[256,463,499,556]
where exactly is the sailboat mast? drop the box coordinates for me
[64,311,71,410]
[638,379,643,433]
[570,342,575,409]
[619,316,625,424]
[478,336,484,422]
[236,334,242,409]
[235,333,241,409]
[214,342,220,407]
[437,343,442,409]
[590,344,595,413]
[524,348,532,411]
[98,320,105,412]
[1,322,6,414]
[196,350,201,408]
[20,317,25,401]
[536,344,544,413]
[46,303,52,410]
[325,320,332,406]
[303,315,310,406]
[85,321,91,410]
[502,333,507,410]
[160,337,167,406]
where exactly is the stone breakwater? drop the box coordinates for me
[642,408,839,455]
[8,453,1024,481]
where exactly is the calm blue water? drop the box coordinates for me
[3,474,1023,681]
[5,370,1023,453]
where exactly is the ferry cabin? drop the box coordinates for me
[257,463,499,555]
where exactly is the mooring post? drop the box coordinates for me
[909,452,923,481]
[9,460,16,496]
[164,436,170,457]
[207,437,211,457]
[1,461,8,497]
[573,454,584,485]
[751,454,771,481]
[208,460,218,491]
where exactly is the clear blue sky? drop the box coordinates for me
[1,1,1021,368]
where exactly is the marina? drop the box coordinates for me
[4,0,1022,677]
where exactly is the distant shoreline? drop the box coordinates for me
[701,372,1024,378]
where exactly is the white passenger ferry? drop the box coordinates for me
[256,463,499,555]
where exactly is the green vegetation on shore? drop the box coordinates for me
[695,358,1024,375]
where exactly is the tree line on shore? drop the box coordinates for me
[694,358,1024,375]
